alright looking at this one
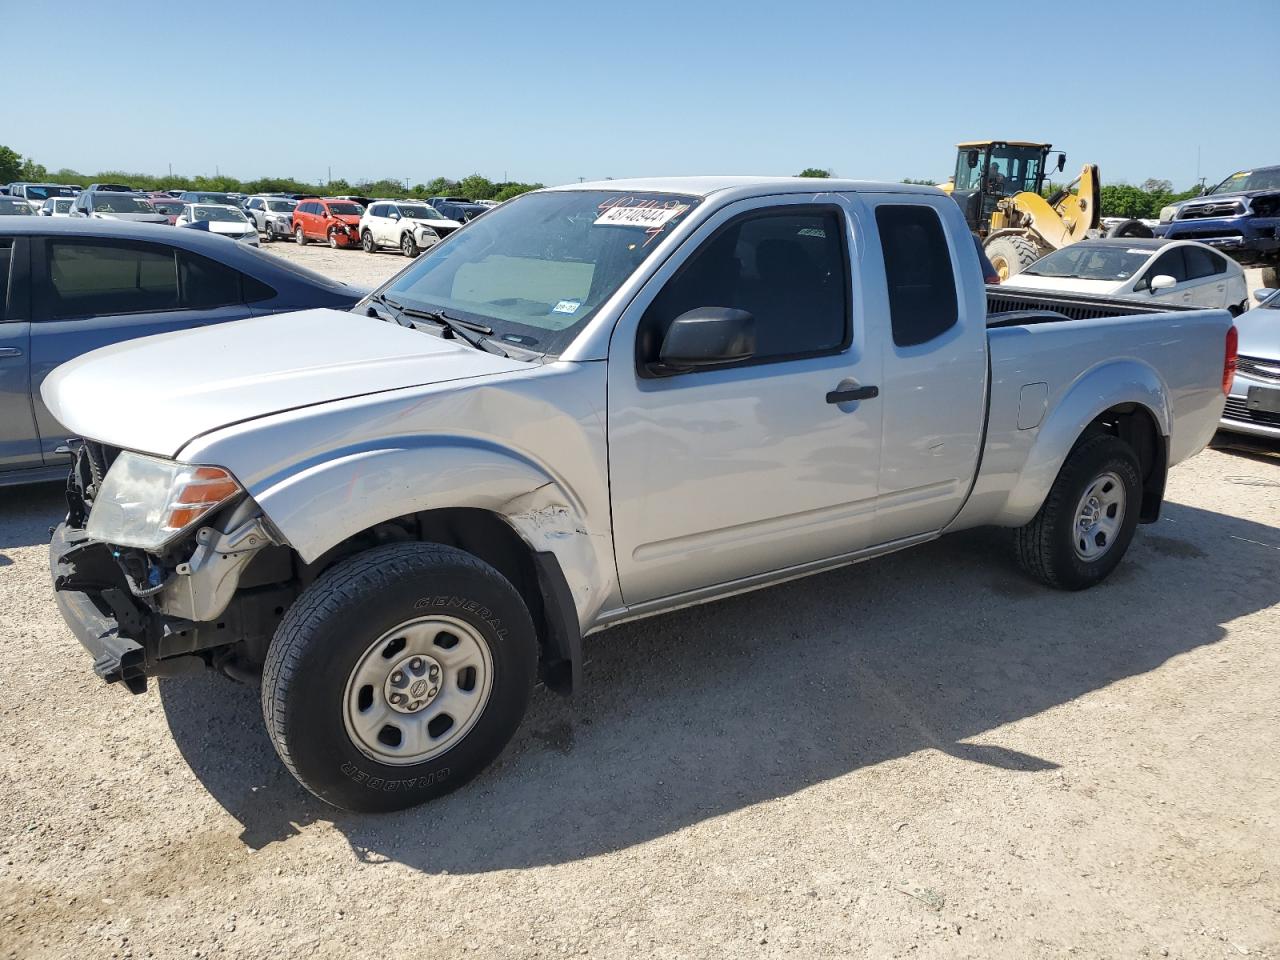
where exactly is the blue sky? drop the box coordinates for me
[4,0,1276,190]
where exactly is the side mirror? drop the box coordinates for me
[966,149,979,169]
[1057,153,1067,172]
[1253,287,1278,303]
[390,212,400,220]
[653,307,755,375]
[1149,274,1177,292]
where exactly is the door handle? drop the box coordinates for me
[0,347,23,359]
[826,385,879,404]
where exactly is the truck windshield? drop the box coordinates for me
[379,189,701,355]
[1022,244,1153,281]
[1207,168,1280,194]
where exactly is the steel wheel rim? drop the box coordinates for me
[342,614,494,766]
[1073,471,1125,561]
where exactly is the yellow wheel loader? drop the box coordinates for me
[939,140,1104,280]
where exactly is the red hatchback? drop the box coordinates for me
[292,198,365,248]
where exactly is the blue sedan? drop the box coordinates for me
[0,219,364,485]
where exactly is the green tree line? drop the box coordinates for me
[0,145,542,202]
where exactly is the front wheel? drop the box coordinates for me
[401,232,419,257]
[328,229,341,249]
[295,225,307,245]
[1014,434,1143,590]
[362,230,376,253]
[261,543,538,812]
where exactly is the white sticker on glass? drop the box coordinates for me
[594,203,689,229]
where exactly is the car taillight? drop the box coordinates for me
[1223,325,1238,396]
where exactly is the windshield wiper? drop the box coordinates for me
[367,292,414,328]
[385,299,508,357]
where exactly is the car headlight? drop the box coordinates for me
[86,452,243,551]
[1159,205,1178,224]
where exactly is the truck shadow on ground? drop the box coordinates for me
[159,498,1280,872]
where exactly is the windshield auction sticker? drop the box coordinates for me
[594,202,690,229]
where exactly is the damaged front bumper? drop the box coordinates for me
[50,523,151,692]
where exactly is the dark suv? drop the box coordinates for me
[1156,165,1280,266]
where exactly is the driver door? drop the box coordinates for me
[607,194,884,605]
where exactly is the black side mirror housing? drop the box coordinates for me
[1057,153,1067,172]
[966,149,980,169]
[652,307,755,376]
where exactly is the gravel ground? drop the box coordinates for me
[1,245,1277,958]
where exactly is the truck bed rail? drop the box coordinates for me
[987,287,1197,327]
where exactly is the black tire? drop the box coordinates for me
[1013,434,1143,590]
[261,542,538,813]
[259,222,272,243]
[294,225,307,246]
[984,235,1042,280]
[401,232,419,258]
[328,229,340,249]
[1106,218,1155,239]
[362,229,376,253]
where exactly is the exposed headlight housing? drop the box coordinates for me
[1159,205,1178,224]
[86,452,243,551]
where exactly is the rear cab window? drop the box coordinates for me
[874,204,958,347]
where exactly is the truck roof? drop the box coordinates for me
[544,176,942,199]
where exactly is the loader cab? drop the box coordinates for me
[951,140,1061,233]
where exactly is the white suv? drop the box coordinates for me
[359,200,463,257]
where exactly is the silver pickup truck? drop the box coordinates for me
[44,177,1236,812]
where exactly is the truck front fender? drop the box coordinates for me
[250,438,615,627]
[990,359,1171,528]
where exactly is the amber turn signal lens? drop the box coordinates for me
[161,465,242,534]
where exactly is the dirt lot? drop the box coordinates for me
[1,244,1278,959]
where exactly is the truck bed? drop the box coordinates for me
[987,286,1197,327]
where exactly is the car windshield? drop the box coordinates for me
[266,200,296,212]
[151,201,182,214]
[398,205,439,219]
[186,193,232,204]
[380,190,701,355]
[327,202,363,216]
[54,199,75,212]
[93,196,153,213]
[1207,168,1280,195]
[26,184,77,201]
[1022,244,1154,281]
[194,206,247,222]
[0,198,33,215]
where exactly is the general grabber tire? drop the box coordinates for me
[261,542,538,812]
[1013,434,1143,591]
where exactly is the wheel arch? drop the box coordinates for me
[992,360,1171,528]
[252,442,606,692]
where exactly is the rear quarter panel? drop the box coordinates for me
[950,309,1232,531]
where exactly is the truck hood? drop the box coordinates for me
[41,308,528,458]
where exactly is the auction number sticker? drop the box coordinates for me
[594,202,689,229]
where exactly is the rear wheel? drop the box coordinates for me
[362,229,376,253]
[261,542,537,812]
[295,225,307,245]
[401,232,419,258]
[1014,434,1143,590]
[985,234,1042,280]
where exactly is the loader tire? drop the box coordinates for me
[1106,219,1154,239]
[984,235,1042,280]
